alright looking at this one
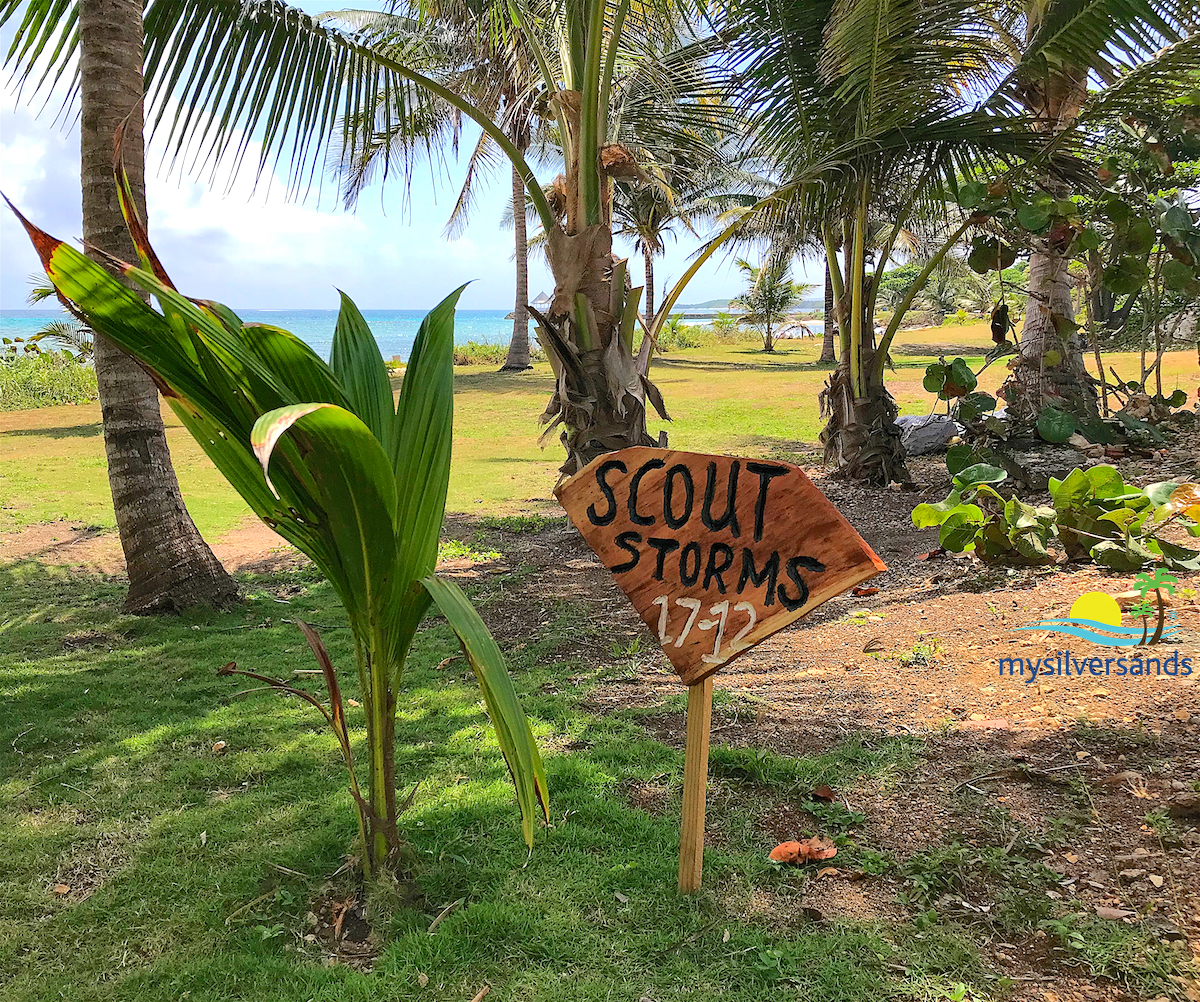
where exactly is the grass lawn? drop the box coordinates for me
[1,322,1196,536]
[3,324,1195,1000]
[2,558,997,1002]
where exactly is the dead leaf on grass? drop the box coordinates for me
[211,741,227,755]
[768,838,837,864]
[417,973,429,988]
[811,785,837,803]
[1095,905,1135,920]
[52,883,70,895]
[816,867,840,879]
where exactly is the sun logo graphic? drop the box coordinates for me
[1014,570,1180,647]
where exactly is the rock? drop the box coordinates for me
[992,439,1083,491]
[897,414,965,455]
[1123,393,1153,420]
[1068,433,1091,449]
[1119,868,1147,883]
[1167,794,1200,820]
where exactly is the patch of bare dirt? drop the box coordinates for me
[0,516,308,576]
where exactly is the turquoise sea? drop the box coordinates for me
[0,308,516,364]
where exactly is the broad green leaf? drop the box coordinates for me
[1161,259,1193,291]
[252,403,398,637]
[1124,218,1155,256]
[968,237,1017,274]
[1144,481,1187,507]
[390,287,467,648]
[1084,465,1129,498]
[946,443,978,476]
[953,463,1007,491]
[330,292,395,455]
[1091,539,1154,572]
[922,362,947,394]
[244,323,349,410]
[1017,203,1050,232]
[943,357,977,397]
[1103,256,1149,296]
[957,181,986,209]
[422,575,549,848]
[1159,540,1200,572]
[939,510,982,552]
[1036,406,1075,443]
[957,392,995,423]
[1115,412,1164,443]
[911,490,966,528]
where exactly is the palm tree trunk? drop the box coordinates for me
[644,250,655,321]
[819,260,836,363]
[1001,247,1098,423]
[501,162,532,372]
[80,0,237,613]
[819,355,908,486]
[1000,41,1097,426]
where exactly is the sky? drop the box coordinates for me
[0,2,807,313]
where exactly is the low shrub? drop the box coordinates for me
[453,340,546,365]
[0,351,98,410]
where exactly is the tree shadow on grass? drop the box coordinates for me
[0,562,998,1002]
[0,422,103,439]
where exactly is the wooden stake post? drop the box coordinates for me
[678,676,713,893]
[556,448,885,892]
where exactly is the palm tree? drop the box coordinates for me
[731,254,809,352]
[989,0,1196,424]
[722,0,1086,484]
[820,261,837,363]
[327,6,550,372]
[75,0,236,613]
[610,149,746,323]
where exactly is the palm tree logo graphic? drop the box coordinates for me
[1014,573,1180,647]
[1130,568,1178,646]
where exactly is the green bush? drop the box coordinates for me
[0,351,98,410]
[452,340,546,365]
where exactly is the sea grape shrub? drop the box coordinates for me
[1049,470,1200,571]
[911,464,1200,570]
[911,463,1057,565]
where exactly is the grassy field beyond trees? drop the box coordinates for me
[2,325,1196,535]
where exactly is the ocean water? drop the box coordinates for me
[1,308,516,364]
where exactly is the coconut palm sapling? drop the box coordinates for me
[7,170,548,878]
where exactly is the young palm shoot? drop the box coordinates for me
[6,167,548,878]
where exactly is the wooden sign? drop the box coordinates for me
[555,447,886,893]
[555,448,886,686]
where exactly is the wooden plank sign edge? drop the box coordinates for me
[555,447,887,686]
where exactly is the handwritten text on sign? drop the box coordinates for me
[556,448,886,685]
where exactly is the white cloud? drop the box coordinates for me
[0,7,801,314]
